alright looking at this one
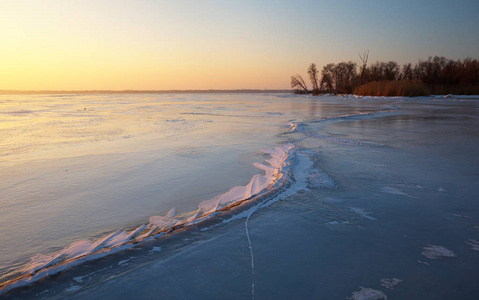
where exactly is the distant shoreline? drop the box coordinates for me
[0,89,291,95]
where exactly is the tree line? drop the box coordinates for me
[291,52,479,96]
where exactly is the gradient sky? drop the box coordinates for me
[1,0,478,90]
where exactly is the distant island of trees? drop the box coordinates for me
[291,52,479,96]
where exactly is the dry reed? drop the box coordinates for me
[354,80,430,97]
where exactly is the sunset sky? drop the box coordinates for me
[1,0,478,91]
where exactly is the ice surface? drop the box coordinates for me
[1,93,296,286]
[0,143,297,292]
[2,94,479,298]
[317,135,385,147]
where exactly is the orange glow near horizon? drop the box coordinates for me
[0,1,295,91]
[1,0,478,91]
[0,40,292,91]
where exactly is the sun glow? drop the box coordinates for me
[0,1,292,90]
[1,0,478,91]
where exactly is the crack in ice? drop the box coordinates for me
[245,212,255,299]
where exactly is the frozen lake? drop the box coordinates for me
[1,93,479,299]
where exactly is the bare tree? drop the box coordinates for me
[359,50,369,85]
[308,63,320,94]
[384,61,400,81]
[401,63,413,80]
[320,63,335,92]
[332,61,357,94]
[291,74,309,94]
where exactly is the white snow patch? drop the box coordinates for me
[451,214,471,219]
[308,169,336,189]
[37,289,49,295]
[421,245,456,259]
[118,258,131,266]
[326,220,350,225]
[349,287,388,300]
[64,285,82,293]
[350,207,377,220]
[466,239,479,251]
[72,267,109,283]
[417,260,430,265]
[438,187,447,192]
[380,278,402,289]
[381,187,413,197]
[398,183,423,189]
[148,247,162,255]
[73,276,85,283]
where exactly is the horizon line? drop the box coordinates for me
[0,89,292,95]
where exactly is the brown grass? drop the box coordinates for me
[354,80,430,97]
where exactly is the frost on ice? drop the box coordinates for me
[380,278,402,289]
[380,187,413,198]
[349,207,377,220]
[421,245,456,259]
[308,169,336,189]
[349,287,387,300]
[466,239,479,251]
